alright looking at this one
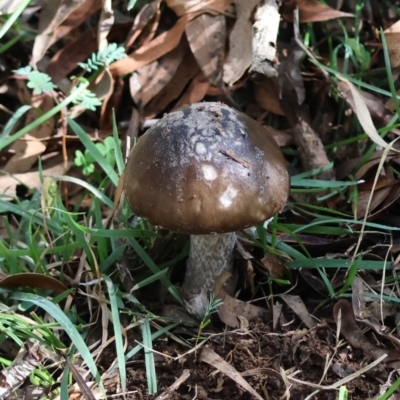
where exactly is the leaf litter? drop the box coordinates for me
[2,1,400,399]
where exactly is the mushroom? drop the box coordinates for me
[124,102,290,316]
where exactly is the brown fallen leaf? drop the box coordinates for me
[200,347,264,400]
[254,79,284,116]
[214,272,270,329]
[0,273,68,294]
[173,70,210,110]
[130,40,187,110]
[278,294,317,329]
[46,30,98,84]
[4,94,55,174]
[186,12,226,87]
[281,0,354,23]
[110,16,189,76]
[144,52,199,117]
[44,0,102,79]
[126,1,161,49]
[223,0,259,85]
[384,20,400,68]
[32,0,88,65]
[333,299,400,368]
[259,253,291,282]
[166,0,233,16]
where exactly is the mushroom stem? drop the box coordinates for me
[182,232,236,316]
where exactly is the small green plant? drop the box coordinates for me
[78,42,126,72]
[195,294,223,346]
[74,136,121,176]
[13,66,57,94]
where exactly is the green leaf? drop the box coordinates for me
[26,71,57,94]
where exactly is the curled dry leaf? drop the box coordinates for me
[110,16,189,76]
[0,273,68,293]
[223,0,259,85]
[200,348,264,400]
[351,277,400,348]
[281,0,354,23]
[333,300,400,368]
[186,13,226,86]
[214,272,270,329]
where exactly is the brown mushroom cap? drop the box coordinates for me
[124,102,290,235]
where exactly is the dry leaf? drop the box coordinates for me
[98,0,114,52]
[4,94,55,174]
[200,348,264,400]
[46,30,98,83]
[333,300,400,368]
[384,20,400,68]
[0,158,71,197]
[130,40,187,109]
[126,1,161,49]
[0,0,29,14]
[337,79,389,149]
[0,273,68,293]
[214,272,270,329]
[223,0,259,85]
[32,0,87,65]
[259,253,291,281]
[110,16,189,76]
[173,70,210,110]
[278,294,316,329]
[144,52,199,117]
[186,13,226,86]
[166,0,232,16]
[281,0,354,23]
[254,79,284,115]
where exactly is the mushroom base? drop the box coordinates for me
[182,232,236,316]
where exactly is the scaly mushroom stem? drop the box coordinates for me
[182,232,236,316]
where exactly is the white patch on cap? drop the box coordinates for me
[195,142,206,155]
[202,165,217,181]
[220,185,238,208]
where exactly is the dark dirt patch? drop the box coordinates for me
[105,320,388,399]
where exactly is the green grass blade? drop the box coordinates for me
[103,276,126,392]
[8,291,105,394]
[142,318,157,394]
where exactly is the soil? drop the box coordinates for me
[104,320,386,400]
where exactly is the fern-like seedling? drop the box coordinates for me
[78,42,126,72]
[13,66,56,95]
[71,84,102,111]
